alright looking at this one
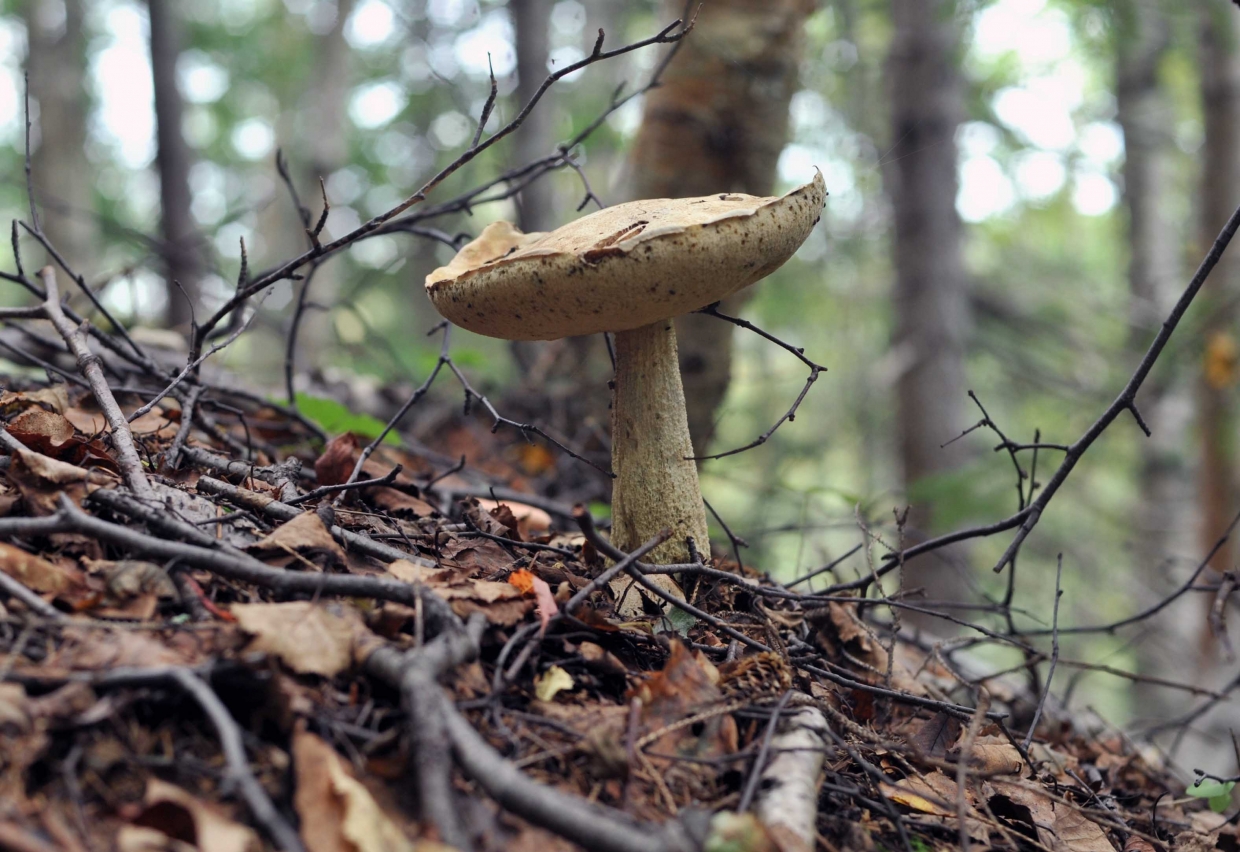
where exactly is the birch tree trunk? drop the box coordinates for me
[24,0,97,274]
[884,0,972,619]
[627,0,814,457]
[147,0,202,332]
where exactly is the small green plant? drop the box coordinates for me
[294,393,397,444]
[1187,778,1236,813]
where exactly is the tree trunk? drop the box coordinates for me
[510,0,555,235]
[1116,0,1194,726]
[627,0,814,457]
[1177,0,1240,773]
[147,0,202,332]
[285,0,353,381]
[883,0,972,617]
[24,0,97,274]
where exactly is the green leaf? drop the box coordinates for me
[1187,778,1235,813]
[656,606,697,637]
[294,393,397,444]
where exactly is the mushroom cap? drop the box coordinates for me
[425,172,826,341]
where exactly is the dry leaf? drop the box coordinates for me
[387,560,531,626]
[509,569,559,635]
[315,434,360,487]
[882,773,967,817]
[0,542,88,598]
[989,780,1114,852]
[0,384,69,415]
[534,666,575,702]
[247,512,346,569]
[475,498,553,539]
[119,778,261,852]
[632,640,737,787]
[232,602,368,677]
[6,406,75,454]
[292,729,419,852]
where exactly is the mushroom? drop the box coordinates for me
[425,173,826,584]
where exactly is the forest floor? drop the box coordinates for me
[0,369,1230,852]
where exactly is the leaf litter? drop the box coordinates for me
[0,376,1226,852]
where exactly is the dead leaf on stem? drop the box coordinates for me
[387,559,530,625]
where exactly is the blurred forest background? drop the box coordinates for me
[2,0,1239,773]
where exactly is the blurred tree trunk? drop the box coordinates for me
[285,0,353,379]
[627,0,815,457]
[24,0,97,273]
[148,0,202,332]
[1197,1,1240,596]
[510,0,555,235]
[883,0,972,616]
[1116,0,1193,723]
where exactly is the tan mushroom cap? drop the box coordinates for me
[425,171,826,341]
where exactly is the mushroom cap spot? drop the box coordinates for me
[424,172,827,341]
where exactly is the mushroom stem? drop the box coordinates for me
[610,319,711,565]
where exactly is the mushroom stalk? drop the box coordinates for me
[610,319,710,565]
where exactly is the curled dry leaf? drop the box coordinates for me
[118,778,261,852]
[292,728,422,852]
[315,433,360,487]
[6,448,110,514]
[509,568,558,635]
[475,498,553,539]
[232,602,370,677]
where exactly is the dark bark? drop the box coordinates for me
[627,0,814,456]
[147,0,202,332]
[883,0,972,617]
[25,0,97,272]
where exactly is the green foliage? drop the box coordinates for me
[1187,779,1236,813]
[294,392,397,443]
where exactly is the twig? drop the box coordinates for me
[192,476,438,568]
[691,304,826,461]
[167,668,305,852]
[739,690,793,812]
[38,267,153,498]
[1023,557,1063,750]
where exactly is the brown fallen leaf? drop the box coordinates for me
[0,384,69,416]
[988,780,1114,852]
[232,602,369,677]
[315,433,360,487]
[882,773,969,817]
[292,728,426,852]
[6,406,75,454]
[388,559,531,626]
[907,712,963,761]
[631,640,737,798]
[247,512,346,570]
[6,448,108,514]
[0,542,89,599]
[118,778,261,852]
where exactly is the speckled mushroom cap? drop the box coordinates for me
[425,172,826,341]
